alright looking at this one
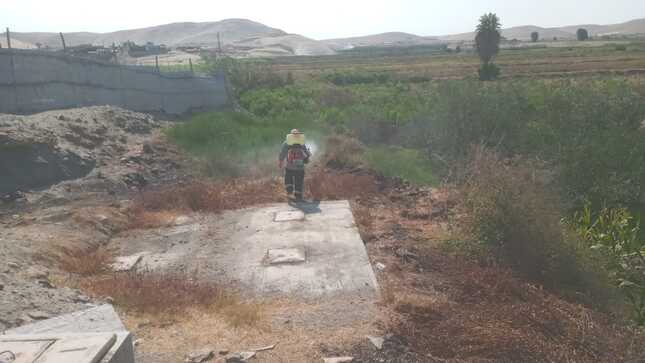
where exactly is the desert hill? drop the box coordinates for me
[5,17,645,56]
[323,32,441,50]
[438,18,645,41]
[9,19,285,48]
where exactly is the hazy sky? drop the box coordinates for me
[2,0,644,39]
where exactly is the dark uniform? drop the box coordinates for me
[279,142,311,200]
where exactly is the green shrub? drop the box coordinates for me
[321,70,390,86]
[366,146,438,186]
[570,205,645,324]
[478,63,501,80]
[457,146,598,290]
[425,79,645,208]
[166,111,317,177]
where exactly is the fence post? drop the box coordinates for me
[6,28,19,112]
[189,58,194,75]
[59,32,66,51]
[155,56,159,73]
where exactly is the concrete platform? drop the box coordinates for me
[113,200,380,299]
[3,305,134,363]
[218,200,379,297]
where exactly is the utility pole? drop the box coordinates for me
[189,58,194,74]
[6,27,12,49]
[59,32,66,51]
[155,55,159,73]
[217,32,222,54]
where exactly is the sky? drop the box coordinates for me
[2,0,645,39]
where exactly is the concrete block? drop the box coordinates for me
[4,305,134,363]
[0,333,131,363]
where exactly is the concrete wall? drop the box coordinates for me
[0,49,229,115]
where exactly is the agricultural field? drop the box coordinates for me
[263,40,645,80]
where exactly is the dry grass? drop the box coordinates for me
[53,245,116,276]
[79,270,260,326]
[320,134,366,170]
[351,201,375,241]
[307,170,377,201]
[128,178,283,229]
[390,251,645,362]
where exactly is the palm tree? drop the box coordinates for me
[475,13,502,80]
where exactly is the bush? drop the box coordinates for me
[478,63,501,81]
[321,71,390,86]
[321,134,366,170]
[53,245,116,276]
[167,111,317,177]
[457,147,597,290]
[570,205,645,324]
[366,145,438,186]
[425,79,645,208]
[307,170,377,201]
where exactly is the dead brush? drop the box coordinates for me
[53,245,116,276]
[82,270,220,313]
[307,170,377,201]
[321,134,366,170]
[127,179,282,229]
[351,201,375,241]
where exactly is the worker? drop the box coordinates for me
[278,129,311,201]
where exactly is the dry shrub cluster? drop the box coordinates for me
[80,270,260,326]
[307,170,377,201]
[53,245,116,276]
[128,179,282,229]
[321,134,366,170]
[390,250,645,362]
[456,146,593,289]
[351,201,375,241]
[82,271,218,314]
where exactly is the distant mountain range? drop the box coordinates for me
[5,17,645,56]
[438,18,645,42]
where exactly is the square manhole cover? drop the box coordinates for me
[274,210,305,222]
[266,247,306,265]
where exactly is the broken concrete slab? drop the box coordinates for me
[6,305,126,335]
[266,247,306,265]
[4,305,133,363]
[0,333,118,363]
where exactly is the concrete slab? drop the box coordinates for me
[111,200,379,299]
[1,333,116,363]
[6,305,126,335]
[266,247,306,265]
[4,305,134,363]
[218,200,379,297]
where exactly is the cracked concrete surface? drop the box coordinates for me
[113,200,379,299]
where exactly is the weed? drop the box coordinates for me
[321,134,366,170]
[127,179,282,229]
[456,146,608,298]
[81,270,222,314]
[53,245,116,276]
[365,145,438,186]
[351,201,375,241]
[307,171,376,201]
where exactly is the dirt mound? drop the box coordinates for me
[0,106,184,202]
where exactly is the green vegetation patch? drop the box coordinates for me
[366,145,438,186]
